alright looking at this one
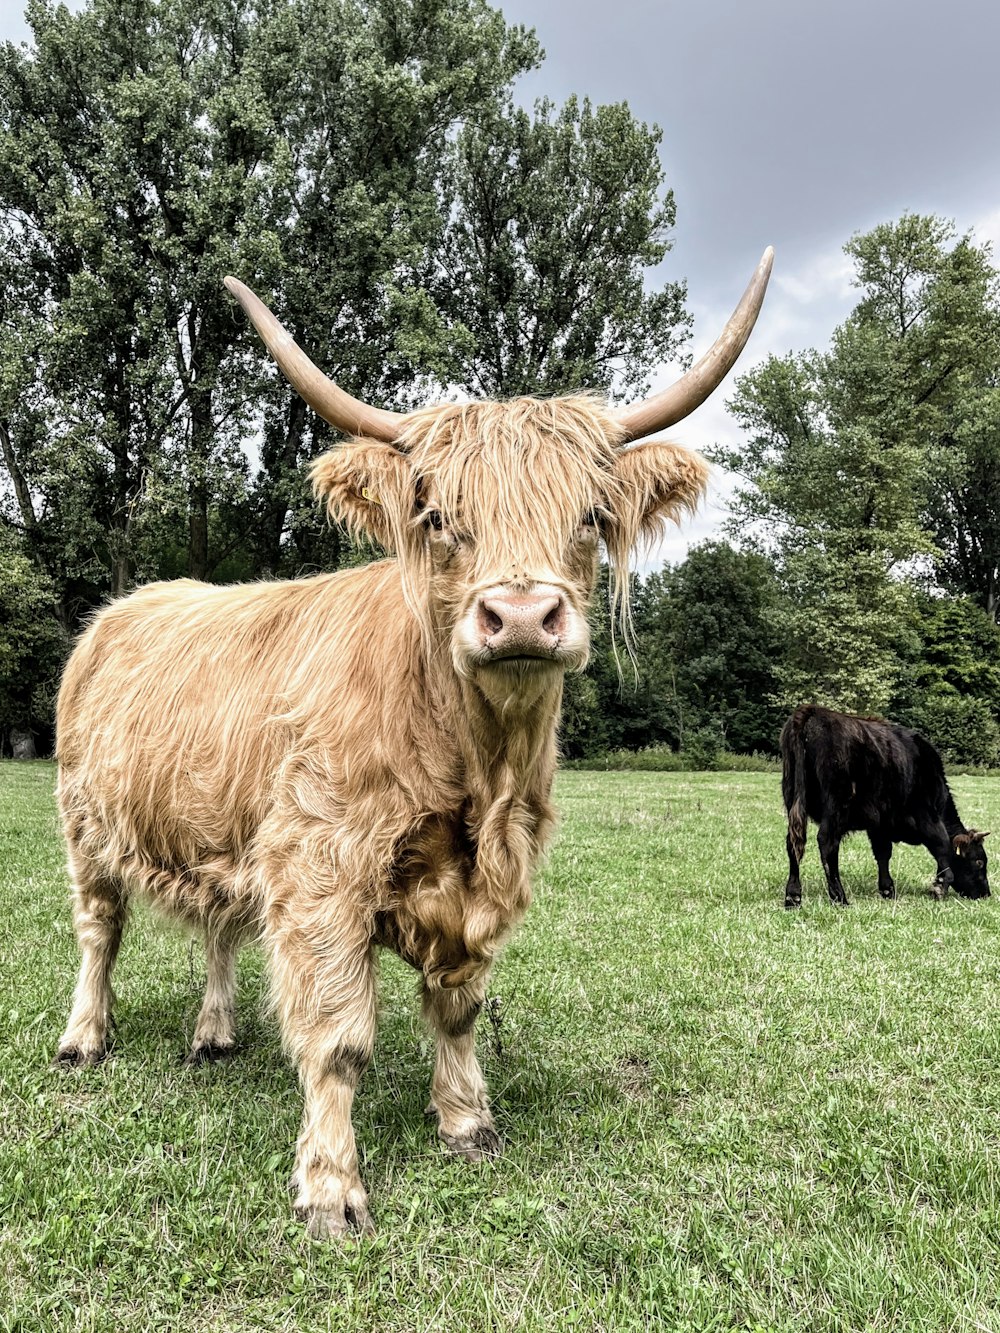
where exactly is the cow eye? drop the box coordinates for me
[424,509,444,532]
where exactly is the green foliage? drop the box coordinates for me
[889,595,1000,765]
[0,0,540,607]
[558,545,784,760]
[640,542,784,753]
[558,567,655,758]
[901,694,1000,768]
[0,536,66,740]
[718,213,1000,735]
[561,746,779,772]
[901,595,1000,704]
[1,1,696,746]
[770,548,919,716]
[434,94,690,398]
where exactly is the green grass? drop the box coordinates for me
[3,761,1000,1332]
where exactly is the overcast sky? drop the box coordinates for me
[4,0,999,562]
[496,0,1000,560]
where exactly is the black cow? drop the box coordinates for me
[781,704,990,907]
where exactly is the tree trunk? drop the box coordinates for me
[0,421,38,533]
[10,728,36,760]
[111,555,130,598]
[188,381,213,581]
[260,395,307,575]
[188,496,209,581]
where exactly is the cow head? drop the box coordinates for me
[951,830,991,898]
[306,398,711,703]
[225,251,772,708]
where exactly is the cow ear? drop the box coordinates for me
[311,440,416,552]
[953,832,971,854]
[604,441,710,552]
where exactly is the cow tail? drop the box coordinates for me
[780,717,808,860]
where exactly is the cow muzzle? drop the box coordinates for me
[476,590,567,660]
[455,582,588,674]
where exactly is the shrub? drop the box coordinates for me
[561,747,780,773]
[904,693,1000,768]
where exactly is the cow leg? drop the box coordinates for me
[265,889,377,1240]
[784,826,805,908]
[56,863,128,1066]
[817,818,849,906]
[423,970,500,1162]
[186,928,241,1064]
[926,825,955,900]
[868,832,896,899]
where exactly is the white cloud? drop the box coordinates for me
[972,207,1000,256]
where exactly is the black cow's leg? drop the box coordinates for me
[784,829,804,909]
[817,819,848,905]
[926,824,954,900]
[868,832,895,899]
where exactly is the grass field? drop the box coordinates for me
[3,761,1000,1332]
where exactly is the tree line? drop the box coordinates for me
[2,4,999,763]
[569,215,1000,768]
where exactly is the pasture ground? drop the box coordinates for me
[2,762,1000,1332]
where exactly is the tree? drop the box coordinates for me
[0,0,539,612]
[243,0,541,576]
[717,214,1000,714]
[640,542,784,753]
[433,95,690,399]
[558,546,784,759]
[891,595,1000,765]
[2,1,706,755]
[0,533,66,754]
[843,217,1000,617]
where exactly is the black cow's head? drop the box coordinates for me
[951,830,991,898]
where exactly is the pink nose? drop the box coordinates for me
[476,592,566,658]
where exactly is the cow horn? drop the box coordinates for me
[614,246,774,443]
[224,277,405,443]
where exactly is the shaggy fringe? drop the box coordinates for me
[311,394,709,666]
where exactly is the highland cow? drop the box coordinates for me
[55,250,772,1238]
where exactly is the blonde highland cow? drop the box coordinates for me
[55,249,772,1238]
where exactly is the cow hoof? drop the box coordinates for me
[296,1201,374,1241]
[442,1123,502,1163]
[292,1186,373,1241]
[784,897,801,910]
[54,1044,106,1068]
[879,888,896,900]
[183,1041,236,1067]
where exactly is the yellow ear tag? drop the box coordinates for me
[361,487,382,505]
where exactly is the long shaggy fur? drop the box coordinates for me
[55,393,709,1237]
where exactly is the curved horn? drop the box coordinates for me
[224,277,404,443]
[614,246,774,443]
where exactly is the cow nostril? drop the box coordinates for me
[542,600,564,636]
[481,605,503,636]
